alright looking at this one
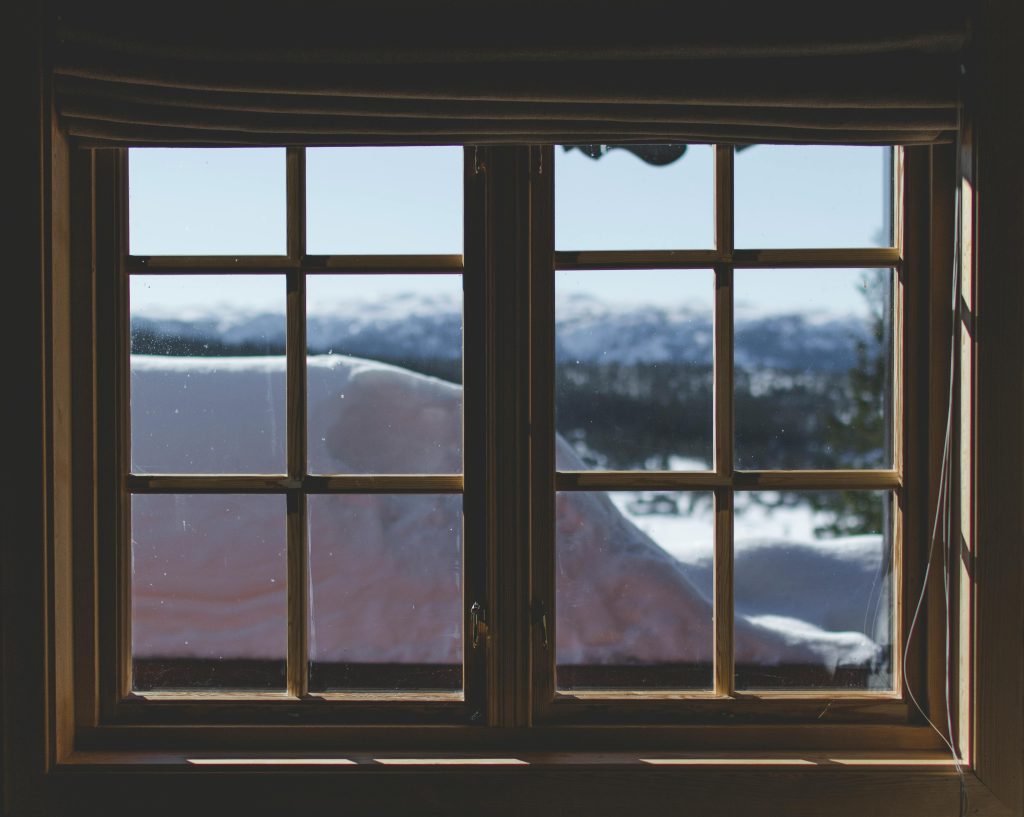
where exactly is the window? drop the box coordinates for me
[17,7,1024,814]
[116,146,482,722]
[85,142,935,736]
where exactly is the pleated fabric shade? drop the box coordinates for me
[50,0,968,147]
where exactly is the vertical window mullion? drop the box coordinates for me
[463,145,488,719]
[529,145,557,722]
[713,145,736,697]
[116,149,133,701]
[285,147,309,699]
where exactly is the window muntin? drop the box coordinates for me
[115,143,908,727]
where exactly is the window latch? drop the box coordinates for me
[532,599,549,650]
[470,601,487,649]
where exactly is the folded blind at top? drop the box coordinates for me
[51,0,968,147]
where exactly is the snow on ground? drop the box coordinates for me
[130,354,888,680]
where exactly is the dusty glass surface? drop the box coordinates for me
[131,494,287,691]
[734,268,893,470]
[555,490,714,691]
[129,147,287,255]
[307,494,463,693]
[306,274,463,475]
[735,145,893,248]
[130,275,287,474]
[555,144,714,250]
[306,146,463,255]
[556,270,714,471]
[733,490,893,691]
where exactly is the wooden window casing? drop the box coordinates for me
[70,143,956,756]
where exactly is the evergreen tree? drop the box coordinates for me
[806,269,892,536]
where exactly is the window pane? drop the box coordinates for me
[129,148,286,255]
[130,275,286,474]
[735,145,893,248]
[556,490,713,691]
[556,270,713,471]
[308,494,462,693]
[734,268,893,470]
[733,490,893,691]
[306,147,463,255]
[555,144,714,250]
[307,274,462,475]
[131,494,287,691]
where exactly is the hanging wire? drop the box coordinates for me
[901,73,968,817]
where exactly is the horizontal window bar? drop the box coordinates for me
[557,690,902,702]
[732,470,902,490]
[555,471,726,490]
[555,248,900,270]
[555,471,901,491]
[126,255,465,274]
[130,690,464,704]
[127,474,465,493]
[556,250,722,270]
[126,256,300,273]
[305,254,464,273]
[730,248,901,267]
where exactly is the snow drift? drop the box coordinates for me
[130,354,886,684]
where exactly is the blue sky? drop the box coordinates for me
[128,144,891,319]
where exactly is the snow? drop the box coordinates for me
[130,353,889,683]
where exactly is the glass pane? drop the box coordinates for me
[734,268,893,470]
[308,494,463,693]
[131,275,286,474]
[129,148,286,255]
[556,491,713,691]
[306,147,463,255]
[734,491,893,690]
[555,144,714,250]
[307,275,462,475]
[556,270,713,471]
[131,494,287,691]
[735,145,893,248]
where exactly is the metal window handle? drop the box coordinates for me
[533,599,550,650]
[470,602,486,649]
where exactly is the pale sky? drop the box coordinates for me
[128,144,892,318]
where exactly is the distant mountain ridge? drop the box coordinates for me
[132,293,871,373]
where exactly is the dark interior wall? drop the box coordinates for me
[2,2,1024,815]
[3,4,47,814]
[972,1,1024,812]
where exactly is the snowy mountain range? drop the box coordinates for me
[132,292,873,373]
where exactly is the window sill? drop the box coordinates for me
[48,750,987,817]
[59,748,960,771]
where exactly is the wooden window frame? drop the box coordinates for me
[17,114,1018,816]
[66,142,945,745]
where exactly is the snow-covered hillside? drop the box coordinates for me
[132,292,870,372]
[131,354,890,687]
